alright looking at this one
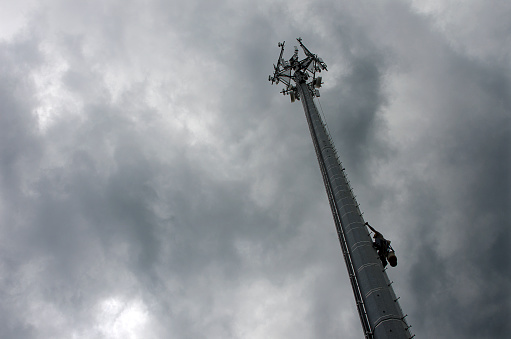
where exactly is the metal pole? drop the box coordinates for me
[296,78,411,339]
[269,39,413,338]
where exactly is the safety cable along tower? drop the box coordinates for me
[269,39,413,339]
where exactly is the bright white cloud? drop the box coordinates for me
[94,297,149,339]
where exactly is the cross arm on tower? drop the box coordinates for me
[268,38,327,101]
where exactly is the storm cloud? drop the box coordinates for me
[0,1,509,338]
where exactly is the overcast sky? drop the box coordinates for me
[0,1,510,338]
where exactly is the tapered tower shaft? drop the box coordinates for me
[270,39,412,339]
[297,79,410,339]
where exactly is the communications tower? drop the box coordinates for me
[269,39,413,339]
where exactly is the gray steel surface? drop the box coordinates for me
[296,79,412,339]
[269,39,413,338]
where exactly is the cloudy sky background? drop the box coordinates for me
[1,1,509,338]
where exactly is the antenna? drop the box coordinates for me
[269,39,413,339]
[269,38,327,102]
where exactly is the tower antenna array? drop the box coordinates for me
[269,39,413,339]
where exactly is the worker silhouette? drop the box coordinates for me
[365,222,397,268]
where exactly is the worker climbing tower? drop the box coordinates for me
[269,39,413,339]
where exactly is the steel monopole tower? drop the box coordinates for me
[269,39,413,339]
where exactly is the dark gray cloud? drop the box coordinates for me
[0,1,509,338]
